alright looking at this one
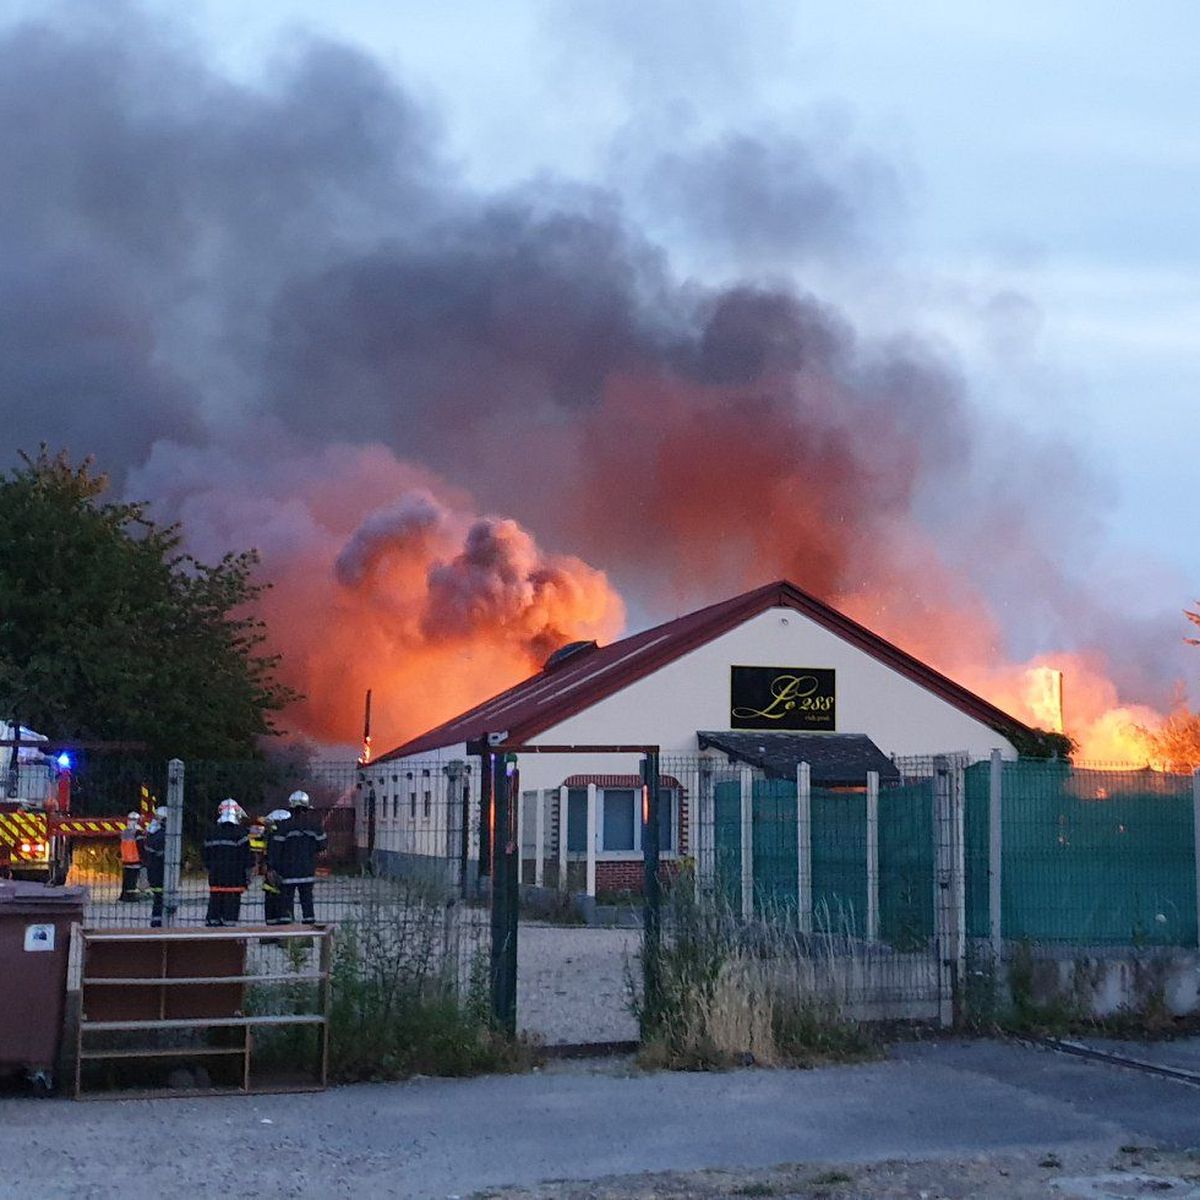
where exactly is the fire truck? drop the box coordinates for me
[1,726,132,883]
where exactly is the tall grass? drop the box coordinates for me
[252,876,536,1082]
[635,880,876,1070]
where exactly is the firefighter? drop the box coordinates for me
[118,811,142,901]
[260,807,290,925]
[267,790,326,925]
[248,818,267,866]
[203,799,251,927]
[142,806,168,927]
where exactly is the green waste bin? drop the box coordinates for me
[0,881,87,1093]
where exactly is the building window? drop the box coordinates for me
[423,790,431,819]
[564,787,678,855]
[391,795,399,821]
[602,789,637,851]
[410,791,416,819]
[566,789,588,853]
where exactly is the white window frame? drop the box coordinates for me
[594,786,679,860]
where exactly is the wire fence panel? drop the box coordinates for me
[65,756,487,1000]
[810,786,868,937]
[752,778,799,914]
[993,760,1197,947]
[878,777,934,950]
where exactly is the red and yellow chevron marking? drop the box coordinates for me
[54,817,124,838]
[0,811,51,861]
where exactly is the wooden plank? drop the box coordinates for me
[74,1083,324,1102]
[82,926,329,942]
[83,973,325,987]
[81,1014,325,1032]
[78,1046,247,1061]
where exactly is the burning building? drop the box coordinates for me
[362,579,1037,896]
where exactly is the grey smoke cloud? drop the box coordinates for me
[0,2,1190,736]
[334,493,444,589]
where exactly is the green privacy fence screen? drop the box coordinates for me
[966,761,1198,946]
[712,762,1196,948]
[878,778,934,949]
[713,777,925,943]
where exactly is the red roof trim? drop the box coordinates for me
[378,579,1035,759]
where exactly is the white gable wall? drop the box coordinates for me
[508,606,1015,791]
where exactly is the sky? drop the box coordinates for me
[173,0,1197,586]
[1,0,1196,751]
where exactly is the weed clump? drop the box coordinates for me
[252,876,538,1082]
[634,879,876,1070]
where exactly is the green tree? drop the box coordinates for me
[0,448,296,757]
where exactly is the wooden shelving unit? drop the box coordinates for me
[75,926,331,1099]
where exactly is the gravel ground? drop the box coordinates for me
[3,1040,1197,1199]
[471,1147,1200,1199]
[517,922,641,1045]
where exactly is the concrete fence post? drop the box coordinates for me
[687,760,700,898]
[163,758,184,925]
[558,785,569,893]
[866,770,879,942]
[989,749,1004,962]
[796,762,812,934]
[698,761,715,894]
[739,765,754,919]
[933,755,965,1027]
[586,782,598,898]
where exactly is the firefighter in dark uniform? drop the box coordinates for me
[267,790,326,925]
[142,805,168,927]
[203,799,251,927]
[259,808,290,924]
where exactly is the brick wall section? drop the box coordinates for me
[596,860,643,893]
[596,858,683,896]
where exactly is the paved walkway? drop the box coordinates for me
[3,1039,1198,1199]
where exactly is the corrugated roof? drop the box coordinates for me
[377,579,1035,759]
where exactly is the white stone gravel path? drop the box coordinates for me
[517,923,642,1045]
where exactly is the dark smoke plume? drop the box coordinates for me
[0,5,1189,753]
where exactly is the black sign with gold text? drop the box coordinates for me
[730,666,836,731]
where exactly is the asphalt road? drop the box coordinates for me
[2,1039,1199,1199]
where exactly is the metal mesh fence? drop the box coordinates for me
[965,758,1198,947]
[655,755,943,1022]
[40,748,1200,1041]
[64,756,487,998]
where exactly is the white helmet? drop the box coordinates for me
[154,806,169,820]
[288,790,311,809]
[126,811,140,824]
[218,798,246,823]
[267,808,291,822]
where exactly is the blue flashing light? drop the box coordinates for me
[56,752,72,769]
